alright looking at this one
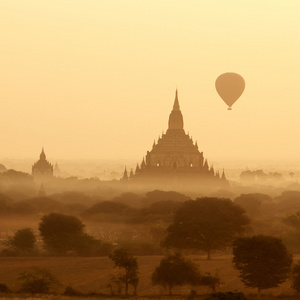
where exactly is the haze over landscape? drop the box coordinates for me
[2,2,300,299]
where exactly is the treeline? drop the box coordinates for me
[3,190,300,254]
[2,189,300,222]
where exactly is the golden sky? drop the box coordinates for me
[1,1,300,164]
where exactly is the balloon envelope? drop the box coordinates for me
[215,73,245,109]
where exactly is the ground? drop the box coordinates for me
[0,255,298,298]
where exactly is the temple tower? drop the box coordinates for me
[32,148,54,182]
[124,90,228,189]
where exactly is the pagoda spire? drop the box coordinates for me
[141,158,146,169]
[40,147,46,160]
[122,167,128,180]
[203,159,209,171]
[168,89,184,130]
[221,169,227,181]
[173,89,180,111]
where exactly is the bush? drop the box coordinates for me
[18,267,61,294]
[152,253,201,295]
[11,228,36,250]
[205,292,247,300]
[76,233,113,256]
[0,283,11,293]
[63,286,82,296]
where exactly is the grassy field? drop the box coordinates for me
[0,255,298,299]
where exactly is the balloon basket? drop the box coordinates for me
[228,107,232,111]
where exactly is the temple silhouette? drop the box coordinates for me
[123,90,228,189]
[32,148,53,181]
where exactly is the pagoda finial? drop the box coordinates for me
[203,159,209,170]
[40,147,46,160]
[221,169,227,181]
[122,167,128,180]
[173,89,180,111]
[141,158,146,168]
[168,89,184,130]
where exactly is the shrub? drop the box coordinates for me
[205,292,247,300]
[0,283,11,293]
[18,267,61,294]
[63,286,82,296]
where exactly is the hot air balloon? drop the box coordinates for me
[215,73,245,110]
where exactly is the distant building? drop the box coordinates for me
[32,148,53,182]
[123,90,228,190]
[38,183,46,197]
[53,162,61,177]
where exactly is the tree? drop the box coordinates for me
[109,248,139,296]
[163,198,250,260]
[234,193,272,219]
[151,253,201,295]
[199,273,221,292]
[283,211,300,230]
[18,267,61,294]
[3,228,36,251]
[0,283,11,293]
[291,262,300,293]
[11,228,36,250]
[233,235,292,294]
[39,213,85,254]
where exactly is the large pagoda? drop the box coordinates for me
[32,148,53,182]
[123,90,228,189]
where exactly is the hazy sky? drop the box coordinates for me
[1,1,300,165]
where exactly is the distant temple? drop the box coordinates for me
[123,90,228,190]
[32,148,53,181]
[53,162,61,177]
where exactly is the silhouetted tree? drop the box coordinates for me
[163,198,250,259]
[109,248,139,296]
[39,213,109,256]
[289,172,295,180]
[144,190,189,206]
[7,228,36,250]
[18,267,61,294]
[234,193,272,218]
[233,235,292,295]
[0,283,11,293]
[199,273,221,292]
[283,211,300,230]
[152,253,200,295]
[39,213,85,254]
